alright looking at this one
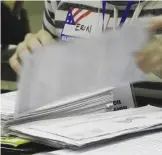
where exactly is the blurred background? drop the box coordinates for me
[24,1,44,33]
[1,1,44,93]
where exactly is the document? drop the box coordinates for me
[1,91,17,135]
[9,106,162,148]
[49,131,162,155]
[7,87,113,126]
[1,91,17,120]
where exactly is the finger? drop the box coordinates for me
[136,37,162,72]
[148,16,162,31]
[24,33,42,52]
[138,49,161,73]
[136,47,153,72]
[36,29,56,46]
[24,33,35,42]
[146,40,162,70]
[151,47,162,77]
[16,42,29,60]
[152,64,162,79]
[26,35,42,52]
[9,42,29,73]
[9,54,21,73]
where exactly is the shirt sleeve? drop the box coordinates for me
[43,0,58,38]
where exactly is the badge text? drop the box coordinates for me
[75,24,92,33]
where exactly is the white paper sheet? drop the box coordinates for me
[50,131,162,155]
[1,91,17,120]
[16,23,150,116]
[10,106,162,148]
[1,91,17,135]
[7,88,113,126]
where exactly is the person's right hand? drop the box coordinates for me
[136,16,162,79]
[9,29,56,73]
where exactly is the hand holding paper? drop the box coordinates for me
[136,16,162,78]
[15,22,151,116]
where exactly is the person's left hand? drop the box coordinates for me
[136,17,162,79]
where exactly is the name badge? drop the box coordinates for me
[61,8,110,41]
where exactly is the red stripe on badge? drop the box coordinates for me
[75,10,92,24]
[73,9,82,18]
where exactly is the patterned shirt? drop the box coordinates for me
[43,0,162,38]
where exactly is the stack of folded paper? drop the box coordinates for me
[40,131,162,155]
[7,88,113,126]
[8,106,162,148]
[1,92,17,121]
[1,91,17,135]
[14,23,149,118]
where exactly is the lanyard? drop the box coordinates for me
[119,1,135,26]
[102,1,135,29]
[102,0,107,31]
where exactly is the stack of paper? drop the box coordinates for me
[46,131,162,155]
[8,88,113,125]
[9,106,162,148]
[1,92,17,121]
[1,91,17,135]
[15,23,149,117]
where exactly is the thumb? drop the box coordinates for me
[148,16,162,31]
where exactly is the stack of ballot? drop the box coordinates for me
[1,92,16,121]
[14,23,149,118]
[8,106,162,148]
[38,131,162,155]
[1,91,17,135]
[7,88,113,126]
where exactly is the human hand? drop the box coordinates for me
[9,29,56,73]
[136,17,162,79]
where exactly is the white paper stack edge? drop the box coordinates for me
[9,106,162,148]
[6,88,113,126]
[1,91,17,135]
